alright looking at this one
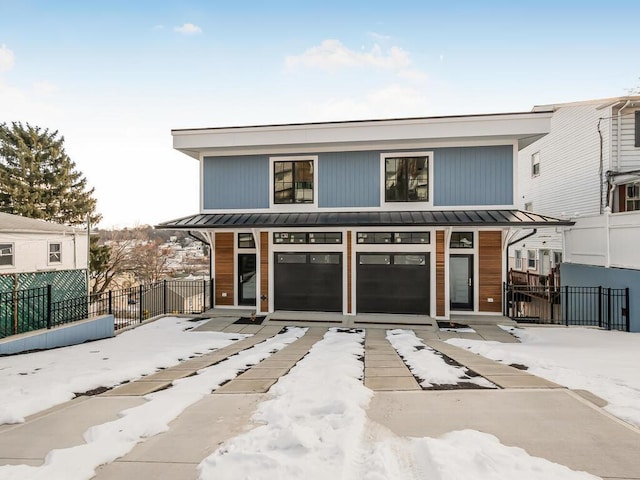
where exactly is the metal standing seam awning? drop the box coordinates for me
[156,210,574,230]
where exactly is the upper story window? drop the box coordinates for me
[635,111,639,148]
[514,249,522,270]
[524,202,533,212]
[49,242,62,263]
[273,158,314,205]
[0,243,13,267]
[384,156,428,202]
[527,250,536,270]
[531,152,540,177]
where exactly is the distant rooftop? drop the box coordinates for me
[0,212,84,234]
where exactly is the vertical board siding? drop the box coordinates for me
[318,151,379,207]
[478,231,502,313]
[436,231,445,316]
[214,232,234,306]
[347,230,352,313]
[203,156,269,209]
[433,146,513,206]
[260,231,269,312]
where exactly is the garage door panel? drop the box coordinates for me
[274,253,342,312]
[357,253,429,315]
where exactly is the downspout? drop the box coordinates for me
[617,99,631,172]
[505,229,537,285]
[598,118,604,213]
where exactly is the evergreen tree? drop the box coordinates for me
[0,122,101,226]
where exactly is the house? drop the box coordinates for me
[158,113,572,322]
[0,212,88,296]
[509,96,640,331]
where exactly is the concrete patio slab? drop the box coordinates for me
[368,390,640,479]
[238,367,291,379]
[364,376,421,391]
[95,462,198,480]
[101,381,170,396]
[466,364,532,376]
[484,375,564,389]
[365,367,414,377]
[365,359,407,368]
[251,360,299,369]
[137,369,195,382]
[0,397,145,466]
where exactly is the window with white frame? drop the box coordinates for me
[625,182,640,211]
[49,242,62,263]
[384,155,429,202]
[531,152,540,177]
[553,251,563,266]
[273,158,314,204]
[524,202,533,212]
[0,243,13,266]
[514,249,522,269]
[527,250,536,269]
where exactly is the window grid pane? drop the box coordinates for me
[450,232,474,248]
[385,156,428,202]
[0,243,13,266]
[274,160,313,204]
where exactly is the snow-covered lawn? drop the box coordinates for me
[386,329,496,389]
[0,326,307,480]
[0,316,248,424]
[448,326,640,427]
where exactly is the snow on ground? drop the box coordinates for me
[0,316,248,424]
[386,329,495,389]
[448,326,640,427]
[199,328,596,480]
[0,326,307,480]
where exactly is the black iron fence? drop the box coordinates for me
[503,284,630,331]
[1,280,213,338]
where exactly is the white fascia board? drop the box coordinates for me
[172,112,552,158]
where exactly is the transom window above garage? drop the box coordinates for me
[357,232,430,244]
[273,232,342,244]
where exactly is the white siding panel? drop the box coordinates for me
[611,108,640,171]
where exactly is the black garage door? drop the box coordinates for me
[357,253,430,315]
[274,253,342,312]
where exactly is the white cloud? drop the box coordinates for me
[0,44,15,72]
[369,32,391,41]
[33,80,57,96]
[173,23,202,35]
[285,39,410,71]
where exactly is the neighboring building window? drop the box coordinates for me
[357,232,430,244]
[450,232,473,248]
[384,156,428,202]
[527,250,536,269]
[273,159,314,204]
[514,250,522,270]
[553,251,563,266]
[531,152,540,177]
[49,243,62,263]
[635,111,640,148]
[626,182,640,211]
[524,202,533,212]
[0,243,13,266]
[238,233,256,248]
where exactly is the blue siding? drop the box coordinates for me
[319,151,379,208]
[203,156,269,209]
[433,145,513,206]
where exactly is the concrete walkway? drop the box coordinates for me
[1,318,638,480]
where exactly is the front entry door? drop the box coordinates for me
[238,254,257,306]
[450,254,473,310]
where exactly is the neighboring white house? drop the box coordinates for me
[0,212,88,293]
[508,96,640,332]
[509,96,640,276]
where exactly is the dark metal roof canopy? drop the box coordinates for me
[157,210,574,230]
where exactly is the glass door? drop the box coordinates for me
[238,254,257,306]
[450,254,473,310]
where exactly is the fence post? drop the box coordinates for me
[202,280,206,312]
[607,287,612,330]
[139,284,144,323]
[163,279,167,314]
[625,287,630,332]
[564,286,569,326]
[597,286,602,328]
[108,290,113,315]
[550,286,554,322]
[46,284,52,330]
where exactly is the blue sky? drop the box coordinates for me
[1,1,639,227]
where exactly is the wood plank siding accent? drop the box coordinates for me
[347,230,352,313]
[260,231,269,313]
[214,232,234,306]
[478,231,503,313]
[436,231,445,316]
